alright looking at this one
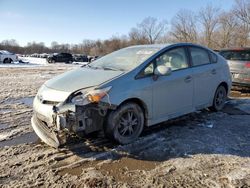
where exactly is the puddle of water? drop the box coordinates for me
[15,97,34,107]
[4,97,34,106]
[0,123,9,130]
[59,157,159,182]
[0,131,38,147]
[0,109,14,114]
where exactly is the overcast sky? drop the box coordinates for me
[0,0,235,46]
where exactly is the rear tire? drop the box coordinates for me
[209,85,227,111]
[104,102,144,145]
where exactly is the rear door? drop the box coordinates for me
[57,53,64,62]
[188,46,219,109]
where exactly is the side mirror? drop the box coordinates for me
[154,65,172,76]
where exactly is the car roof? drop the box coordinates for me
[127,44,171,49]
[127,43,206,50]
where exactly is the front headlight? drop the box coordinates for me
[71,86,112,105]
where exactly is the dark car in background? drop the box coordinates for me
[47,53,73,64]
[88,55,99,62]
[219,48,250,87]
[73,54,89,62]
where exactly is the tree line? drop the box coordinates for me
[1,0,250,56]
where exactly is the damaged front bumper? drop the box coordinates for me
[31,102,115,148]
[31,115,61,148]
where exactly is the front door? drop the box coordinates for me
[152,47,194,123]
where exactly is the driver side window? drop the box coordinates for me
[156,47,189,71]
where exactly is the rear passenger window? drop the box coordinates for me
[190,47,210,66]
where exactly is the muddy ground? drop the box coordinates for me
[0,65,250,187]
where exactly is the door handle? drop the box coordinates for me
[185,76,192,83]
[211,69,216,75]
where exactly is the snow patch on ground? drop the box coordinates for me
[0,57,89,67]
[0,57,46,67]
[16,97,34,107]
[19,57,47,65]
[3,97,34,107]
[228,98,250,114]
[0,126,28,141]
[0,109,14,114]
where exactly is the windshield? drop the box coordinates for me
[219,50,250,61]
[89,46,160,71]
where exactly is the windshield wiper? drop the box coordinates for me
[82,64,100,69]
[83,64,124,71]
[101,66,124,71]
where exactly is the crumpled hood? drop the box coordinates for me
[45,67,124,92]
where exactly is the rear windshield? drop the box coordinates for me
[219,50,250,61]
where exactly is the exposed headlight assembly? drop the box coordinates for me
[71,86,112,105]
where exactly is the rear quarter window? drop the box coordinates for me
[209,51,218,63]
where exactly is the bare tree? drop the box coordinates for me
[170,10,198,43]
[213,11,239,48]
[129,17,167,44]
[232,0,250,46]
[0,39,22,53]
[129,27,148,45]
[50,41,60,52]
[199,4,221,48]
[79,40,96,55]
[234,0,250,25]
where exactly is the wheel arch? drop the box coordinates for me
[3,58,13,63]
[218,82,229,94]
[118,98,149,125]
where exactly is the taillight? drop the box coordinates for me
[245,62,250,68]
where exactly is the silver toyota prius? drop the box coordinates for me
[219,48,250,88]
[32,43,232,148]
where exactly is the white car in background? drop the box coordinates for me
[0,50,18,63]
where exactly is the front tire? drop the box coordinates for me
[210,85,227,111]
[3,58,12,64]
[105,102,144,145]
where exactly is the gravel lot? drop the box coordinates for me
[0,64,250,187]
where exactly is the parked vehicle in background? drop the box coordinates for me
[47,53,73,64]
[40,53,49,58]
[30,53,39,58]
[88,55,99,62]
[0,50,18,63]
[32,43,232,148]
[73,54,89,62]
[219,48,250,87]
